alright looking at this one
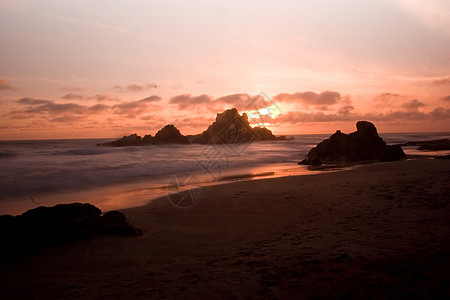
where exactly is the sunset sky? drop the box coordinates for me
[1,0,449,139]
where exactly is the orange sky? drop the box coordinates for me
[1,0,449,140]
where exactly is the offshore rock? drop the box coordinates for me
[300,121,406,166]
[188,108,285,144]
[101,108,285,147]
[153,124,190,144]
[399,139,450,151]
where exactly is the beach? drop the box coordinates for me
[1,157,449,299]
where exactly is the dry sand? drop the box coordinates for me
[1,158,449,299]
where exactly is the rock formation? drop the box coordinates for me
[300,121,406,166]
[101,133,142,147]
[399,139,450,151]
[101,108,285,147]
[0,203,142,259]
[188,108,285,144]
[144,124,190,145]
[101,125,189,147]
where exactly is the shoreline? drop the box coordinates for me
[1,157,449,298]
[0,160,356,216]
[1,153,446,216]
[1,151,447,217]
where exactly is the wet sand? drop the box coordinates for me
[1,158,449,299]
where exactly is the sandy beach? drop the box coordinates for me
[1,157,449,299]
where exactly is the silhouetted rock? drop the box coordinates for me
[153,124,190,144]
[0,203,142,260]
[188,108,284,144]
[142,134,154,144]
[400,139,450,151]
[102,210,143,236]
[379,145,407,162]
[101,133,142,147]
[253,127,287,141]
[101,125,189,146]
[101,108,284,147]
[300,121,406,165]
[188,108,254,144]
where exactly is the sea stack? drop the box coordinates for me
[300,121,406,166]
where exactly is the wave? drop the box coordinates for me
[53,148,111,156]
[1,133,449,204]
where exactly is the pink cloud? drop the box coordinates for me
[61,86,83,92]
[0,79,14,90]
[273,107,450,124]
[113,83,158,92]
[92,94,122,102]
[61,93,85,100]
[169,94,213,110]
[112,96,162,117]
[274,91,341,108]
[401,99,425,111]
[432,77,450,86]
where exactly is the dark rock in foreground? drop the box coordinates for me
[0,203,142,260]
[300,121,406,166]
[399,139,450,151]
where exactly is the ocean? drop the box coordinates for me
[1,132,449,215]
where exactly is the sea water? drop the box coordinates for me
[1,132,449,214]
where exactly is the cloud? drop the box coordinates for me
[337,105,355,115]
[373,93,400,101]
[214,93,276,110]
[139,95,161,102]
[168,93,275,112]
[112,96,162,117]
[401,99,425,111]
[372,93,403,109]
[273,91,341,106]
[23,101,85,114]
[214,93,251,105]
[92,94,121,102]
[50,115,84,123]
[10,97,101,120]
[9,95,162,121]
[113,83,158,92]
[61,93,85,100]
[274,111,355,124]
[273,107,450,124]
[172,116,214,128]
[432,77,450,86]
[169,94,213,110]
[428,107,450,119]
[0,79,14,90]
[87,104,109,113]
[17,97,50,105]
[212,93,253,111]
[442,95,450,101]
[61,86,83,92]
[168,91,342,114]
